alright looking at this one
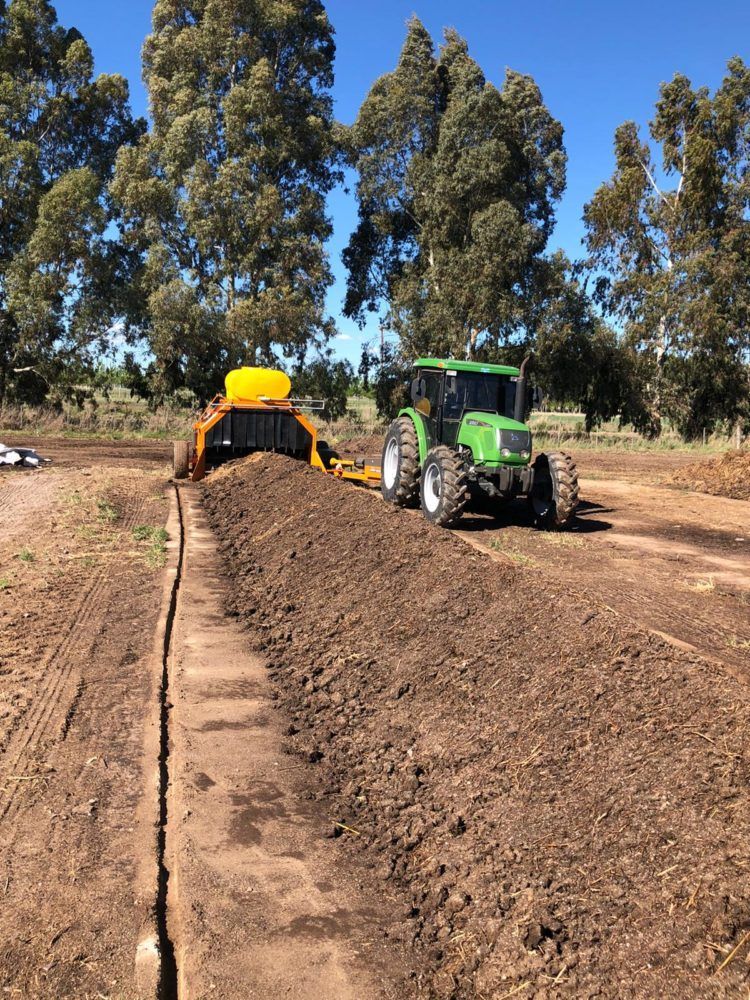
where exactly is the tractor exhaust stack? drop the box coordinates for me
[514,355,532,425]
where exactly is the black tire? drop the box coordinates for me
[528,451,579,529]
[173,440,190,480]
[381,417,420,507]
[420,446,469,528]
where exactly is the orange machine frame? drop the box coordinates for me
[189,395,381,487]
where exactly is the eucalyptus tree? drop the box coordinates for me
[113,0,340,399]
[0,0,142,402]
[344,17,566,362]
[584,58,750,436]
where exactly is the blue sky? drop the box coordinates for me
[57,0,750,367]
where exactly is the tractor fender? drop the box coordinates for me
[397,407,429,465]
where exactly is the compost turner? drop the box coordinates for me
[175,367,381,488]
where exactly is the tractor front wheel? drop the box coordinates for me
[529,451,579,529]
[420,446,469,527]
[381,417,420,507]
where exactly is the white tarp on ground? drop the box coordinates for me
[0,444,51,468]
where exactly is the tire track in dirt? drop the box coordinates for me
[0,472,66,545]
[0,481,149,821]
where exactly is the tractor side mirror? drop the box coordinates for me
[411,377,427,403]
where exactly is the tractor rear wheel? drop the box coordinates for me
[381,417,420,507]
[529,451,579,529]
[173,440,190,480]
[420,446,469,527]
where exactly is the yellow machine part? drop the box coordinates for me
[225,367,292,403]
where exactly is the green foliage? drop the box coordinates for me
[113,0,341,402]
[96,498,119,523]
[371,342,411,421]
[132,524,168,569]
[584,58,750,438]
[529,254,655,434]
[344,17,566,360]
[0,0,143,403]
[291,350,353,421]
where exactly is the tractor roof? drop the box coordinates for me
[414,358,521,377]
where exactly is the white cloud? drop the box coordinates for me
[335,333,353,341]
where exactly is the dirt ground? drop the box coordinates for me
[337,441,750,675]
[167,487,409,998]
[205,453,750,999]
[1,437,748,999]
[0,454,170,997]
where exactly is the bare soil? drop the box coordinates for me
[0,433,171,470]
[0,459,170,997]
[167,486,409,998]
[205,454,750,999]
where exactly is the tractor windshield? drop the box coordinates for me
[443,371,517,420]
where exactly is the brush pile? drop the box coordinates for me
[669,450,750,501]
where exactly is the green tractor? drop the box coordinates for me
[381,358,579,529]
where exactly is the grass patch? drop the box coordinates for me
[132,525,168,544]
[537,531,585,549]
[727,635,750,651]
[685,576,716,594]
[97,498,120,523]
[17,547,35,563]
[0,576,12,590]
[489,537,536,567]
[132,524,169,569]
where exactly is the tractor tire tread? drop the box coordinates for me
[546,451,580,528]
[382,417,420,508]
[421,445,469,528]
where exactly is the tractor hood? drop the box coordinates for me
[457,412,532,467]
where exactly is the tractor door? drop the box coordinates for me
[441,370,464,447]
[413,369,443,448]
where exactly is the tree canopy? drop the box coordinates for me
[584,57,750,437]
[113,0,341,400]
[0,0,142,402]
[343,17,567,361]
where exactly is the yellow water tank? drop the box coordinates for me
[224,367,292,403]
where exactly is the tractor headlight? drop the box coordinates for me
[520,449,530,459]
[501,447,511,458]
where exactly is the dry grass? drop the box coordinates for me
[529,414,735,454]
[685,576,716,595]
[489,536,536,567]
[0,401,194,440]
[536,531,586,549]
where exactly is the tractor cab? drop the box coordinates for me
[410,359,532,466]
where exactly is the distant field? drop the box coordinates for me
[0,393,738,453]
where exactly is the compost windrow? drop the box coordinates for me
[204,455,750,1000]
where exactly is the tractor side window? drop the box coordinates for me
[443,375,463,420]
